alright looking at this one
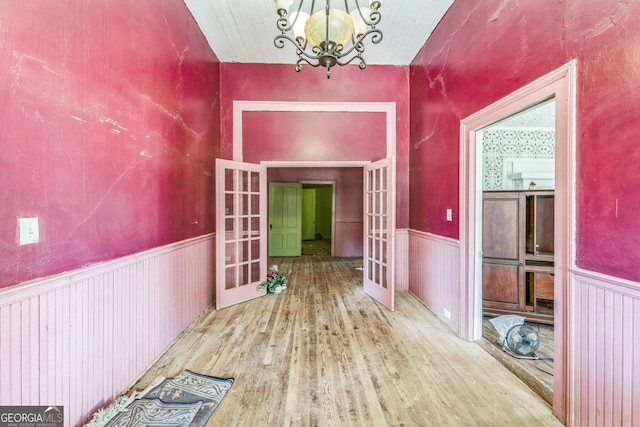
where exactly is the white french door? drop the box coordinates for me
[363,157,396,310]
[215,159,267,310]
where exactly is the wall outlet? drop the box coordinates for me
[446,209,453,222]
[443,308,451,320]
[19,217,39,245]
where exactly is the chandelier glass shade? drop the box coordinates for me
[274,0,383,78]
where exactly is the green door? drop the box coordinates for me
[301,188,316,241]
[269,182,302,256]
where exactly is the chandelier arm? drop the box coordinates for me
[334,54,367,70]
[276,0,312,33]
[352,6,381,27]
[276,16,290,32]
[274,33,294,49]
[275,34,329,61]
[365,27,383,44]
[296,56,324,69]
[275,33,307,55]
[331,28,382,59]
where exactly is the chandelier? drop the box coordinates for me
[273,0,383,78]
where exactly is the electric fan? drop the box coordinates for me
[503,324,541,359]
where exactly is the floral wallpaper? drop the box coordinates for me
[482,129,555,190]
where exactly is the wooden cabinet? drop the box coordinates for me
[482,190,554,324]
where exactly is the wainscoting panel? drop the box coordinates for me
[395,229,409,292]
[334,221,363,257]
[408,230,460,331]
[569,270,640,427]
[0,234,214,427]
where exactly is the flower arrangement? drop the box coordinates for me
[257,265,291,294]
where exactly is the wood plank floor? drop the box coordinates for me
[128,256,563,426]
[480,317,555,406]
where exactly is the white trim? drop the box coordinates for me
[261,160,371,168]
[233,101,396,161]
[0,233,214,305]
[570,267,640,296]
[394,228,409,291]
[408,229,461,247]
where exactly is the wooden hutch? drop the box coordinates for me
[482,190,555,324]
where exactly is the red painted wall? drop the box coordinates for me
[0,1,220,288]
[242,111,387,163]
[219,63,410,228]
[409,0,640,282]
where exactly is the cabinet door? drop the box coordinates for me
[482,263,523,310]
[526,193,554,258]
[482,193,523,261]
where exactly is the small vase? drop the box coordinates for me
[275,286,283,293]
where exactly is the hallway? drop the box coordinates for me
[128,256,561,426]
[301,238,332,256]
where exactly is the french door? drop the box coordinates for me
[215,159,267,309]
[363,157,396,310]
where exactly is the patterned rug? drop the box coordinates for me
[86,370,234,427]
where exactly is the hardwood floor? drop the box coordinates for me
[128,256,563,426]
[480,317,555,406]
[301,239,331,256]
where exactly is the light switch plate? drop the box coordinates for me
[19,217,39,245]
[446,209,453,221]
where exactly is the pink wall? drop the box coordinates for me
[0,1,220,288]
[409,0,640,282]
[267,167,364,256]
[243,111,387,163]
[219,63,410,229]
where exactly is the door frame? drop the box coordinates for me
[231,101,396,162]
[301,181,336,255]
[231,100,397,264]
[263,162,369,259]
[459,60,577,421]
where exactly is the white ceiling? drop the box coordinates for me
[183,0,454,66]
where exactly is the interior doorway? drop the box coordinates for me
[263,161,397,310]
[459,61,576,422]
[266,166,366,259]
[301,183,334,256]
[477,98,556,405]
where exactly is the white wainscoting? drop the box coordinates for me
[395,229,408,292]
[569,268,640,427]
[406,227,640,425]
[0,234,215,427]
[408,230,460,331]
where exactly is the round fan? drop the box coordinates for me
[504,324,540,359]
